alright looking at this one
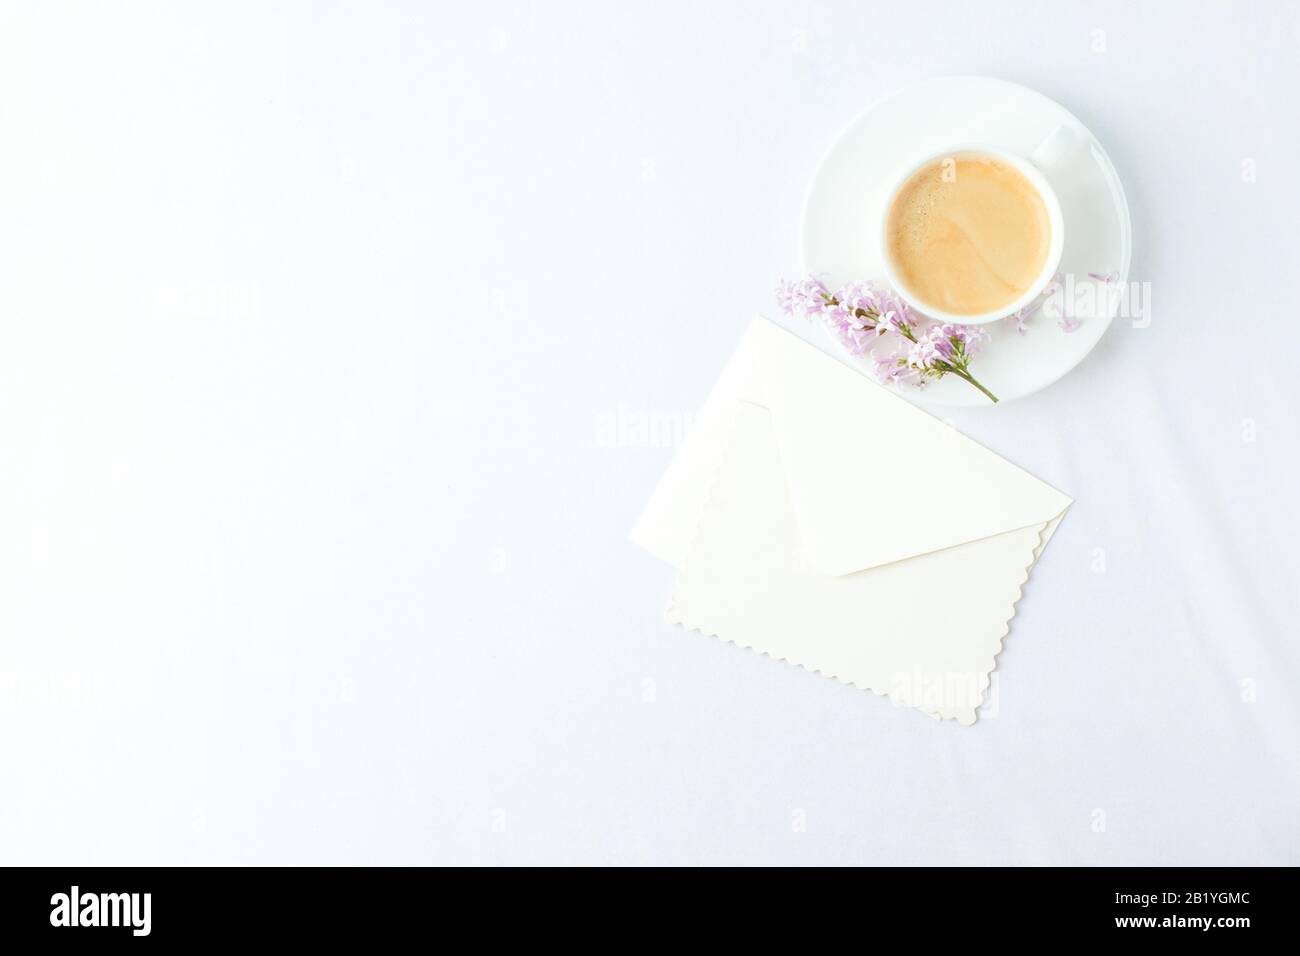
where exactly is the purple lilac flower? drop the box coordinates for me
[877,311,907,337]
[871,356,901,382]
[922,323,988,364]
[833,280,883,318]
[772,273,1000,401]
[827,311,876,356]
[951,323,990,358]
[907,335,940,369]
[775,276,831,321]
[874,290,916,337]
[872,352,924,387]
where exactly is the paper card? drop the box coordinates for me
[666,401,1052,724]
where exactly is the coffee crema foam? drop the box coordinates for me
[885,153,1051,316]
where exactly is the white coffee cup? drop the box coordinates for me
[879,129,1079,325]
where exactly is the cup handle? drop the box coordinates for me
[1030,124,1088,173]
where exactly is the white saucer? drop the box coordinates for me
[800,76,1132,406]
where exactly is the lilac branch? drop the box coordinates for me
[776,276,999,403]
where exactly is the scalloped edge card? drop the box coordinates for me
[634,318,1071,724]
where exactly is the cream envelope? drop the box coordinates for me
[631,317,1072,724]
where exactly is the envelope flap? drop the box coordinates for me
[748,319,1072,576]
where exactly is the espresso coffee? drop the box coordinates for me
[885,153,1051,316]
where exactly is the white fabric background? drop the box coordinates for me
[1,0,1296,865]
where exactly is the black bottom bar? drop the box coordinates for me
[0,866,1283,944]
